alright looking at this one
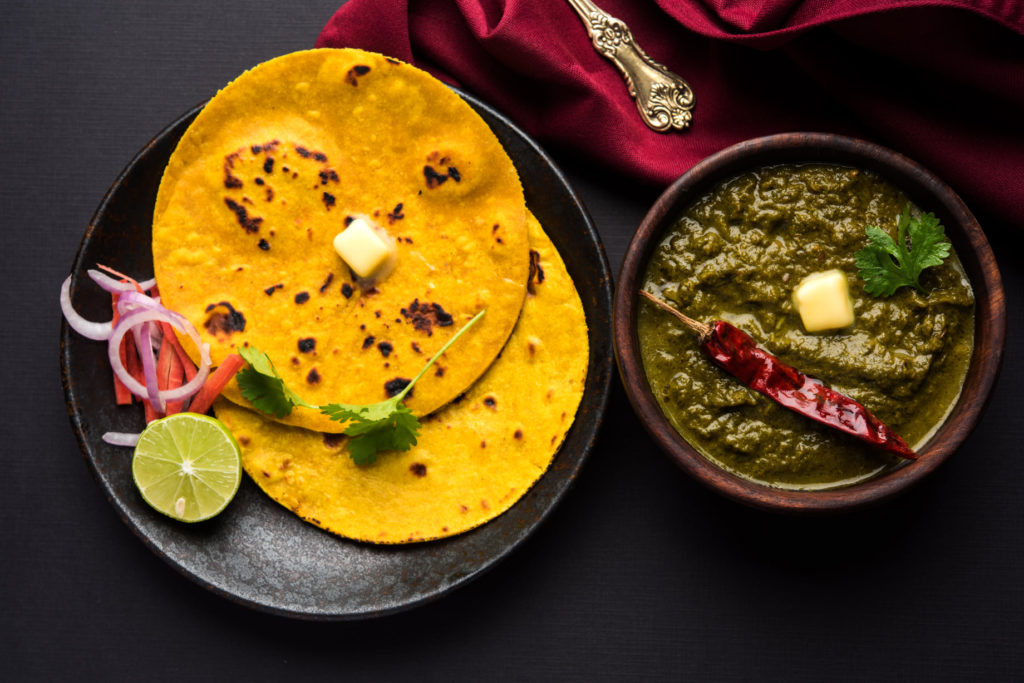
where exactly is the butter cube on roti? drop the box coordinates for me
[333,218,394,279]
[793,269,855,332]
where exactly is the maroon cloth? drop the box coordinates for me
[317,1,1024,224]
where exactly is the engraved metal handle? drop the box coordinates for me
[566,0,695,131]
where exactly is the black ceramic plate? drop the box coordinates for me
[60,91,613,619]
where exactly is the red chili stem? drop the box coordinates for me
[639,290,710,338]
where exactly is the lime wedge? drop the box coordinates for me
[131,413,242,522]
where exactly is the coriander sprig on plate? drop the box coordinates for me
[236,309,486,464]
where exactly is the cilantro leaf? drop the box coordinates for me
[236,345,313,418]
[321,308,485,464]
[321,400,421,465]
[855,205,951,297]
[235,309,486,465]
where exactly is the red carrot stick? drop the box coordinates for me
[164,356,185,413]
[188,353,245,415]
[143,400,159,423]
[156,332,186,415]
[159,321,197,382]
[124,333,142,402]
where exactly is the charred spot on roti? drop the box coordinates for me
[448,166,461,182]
[263,157,274,174]
[341,283,354,299]
[423,165,447,189]
[318,169,339,185]
[483,396,497,409]
[514,429,523,440]
[345,64,371,86]
[223,163,243,188]
[293,144,329,162]
[344,215,354,226]
[400,299,454,335]
[298,338,316,353]
[203,301,246,336]
[387,203,405,224]
[224,198,262,233]
[377,341,393,357]
[306,368,321,384]
[385,377,411,398]
[319,272,334,293]
[263,283,283,296]
[251,140,280,155]
[322,192,336,210]
[238,436,250,446]
[528,249,545,294]
[257,238,270,251]
[362,335,375,349]
[294,291,310,304]
[410,463,427,477]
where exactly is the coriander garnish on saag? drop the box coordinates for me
[855,205,952,297]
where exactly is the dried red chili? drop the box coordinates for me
[640,291,917,460]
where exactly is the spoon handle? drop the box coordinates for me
[565,0,695,131]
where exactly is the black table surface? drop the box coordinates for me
[4,2,1022,680]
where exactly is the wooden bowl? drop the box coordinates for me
[613,133,1005,512]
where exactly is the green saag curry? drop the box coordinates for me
[639,164,974,489]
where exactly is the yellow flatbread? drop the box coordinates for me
[153,49,528,432]
[214,212,588,542]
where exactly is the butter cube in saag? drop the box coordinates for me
[793,269,855,332]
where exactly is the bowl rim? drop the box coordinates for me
[613,132,1006,513]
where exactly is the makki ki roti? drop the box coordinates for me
[152,48,529,432]
[213,212,589,543]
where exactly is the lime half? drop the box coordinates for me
[131,413,242,522]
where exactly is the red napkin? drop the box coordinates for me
[317,0,1024,224]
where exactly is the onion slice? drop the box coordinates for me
[60,276,112,341]
[102,431,140,447]
[133,322,164,412]
[107,308,211,403]
[87,269,156,294]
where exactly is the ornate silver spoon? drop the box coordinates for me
[566,0,695,131]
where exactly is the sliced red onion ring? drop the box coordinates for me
[133,322,163,412]
[102,431,140,447]
[60,276,112,341]
[108,308,211,402]
[87,269,156,294]
[117,290,165,315]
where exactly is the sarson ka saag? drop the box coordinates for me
[638,163,974,490]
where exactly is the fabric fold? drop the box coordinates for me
[317,0,1024,224]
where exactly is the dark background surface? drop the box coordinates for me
[4,1,1022,680]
